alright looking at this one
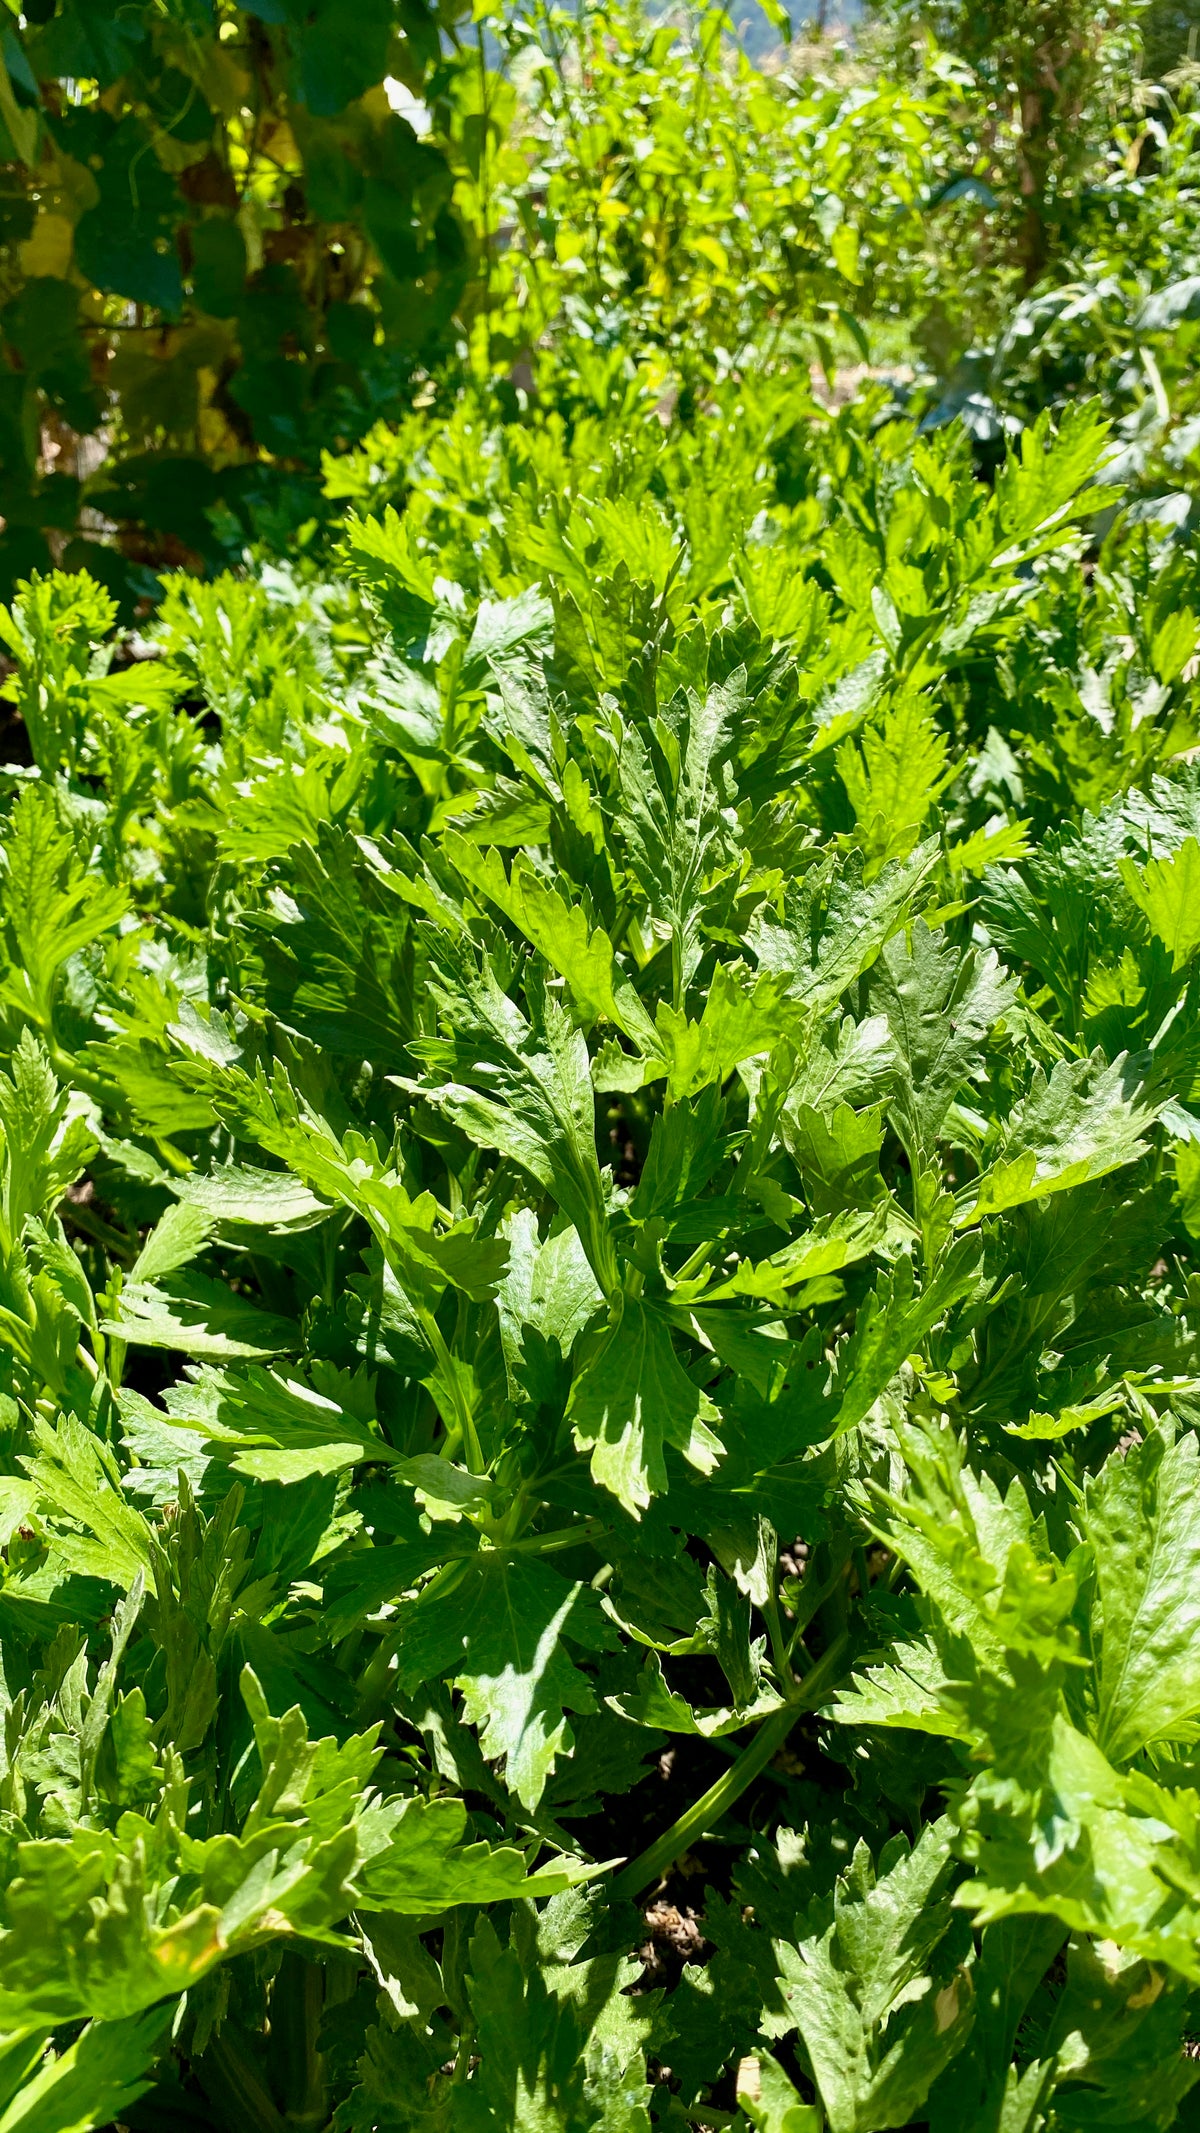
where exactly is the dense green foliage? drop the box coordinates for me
[0,0,470,594]
[868,0,1147,283]
[3,367,1200,2128]
[7,0,1199,604]
[5,4,1200,2131]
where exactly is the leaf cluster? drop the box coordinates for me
[0,368,1197,2128]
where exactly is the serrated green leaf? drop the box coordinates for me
[0,2010,168,2133]
[873,922,1017,1156]
[957,1053,1160,1224]
[392,1555,615,1809]
[1081,1427,1200,1764]
[776,1821,974,2133]
[1119,836,1200,971]
[102,1273,300,1359]
[569,1292,723,1512]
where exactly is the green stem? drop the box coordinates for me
[673,1237,717,1284]
[493,1520,609,1557]
[611,1633,850,1901]
[418,1302,484,1474]
[670,927,684,1017]
[353,1556,475,1718]
[763,1582,795,1699]
[46,1040,113,1109]
[786,1540,854,1661]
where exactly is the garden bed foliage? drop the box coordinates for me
[3,3,1200,2130]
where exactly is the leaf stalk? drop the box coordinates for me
[610,1631,850,1900]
